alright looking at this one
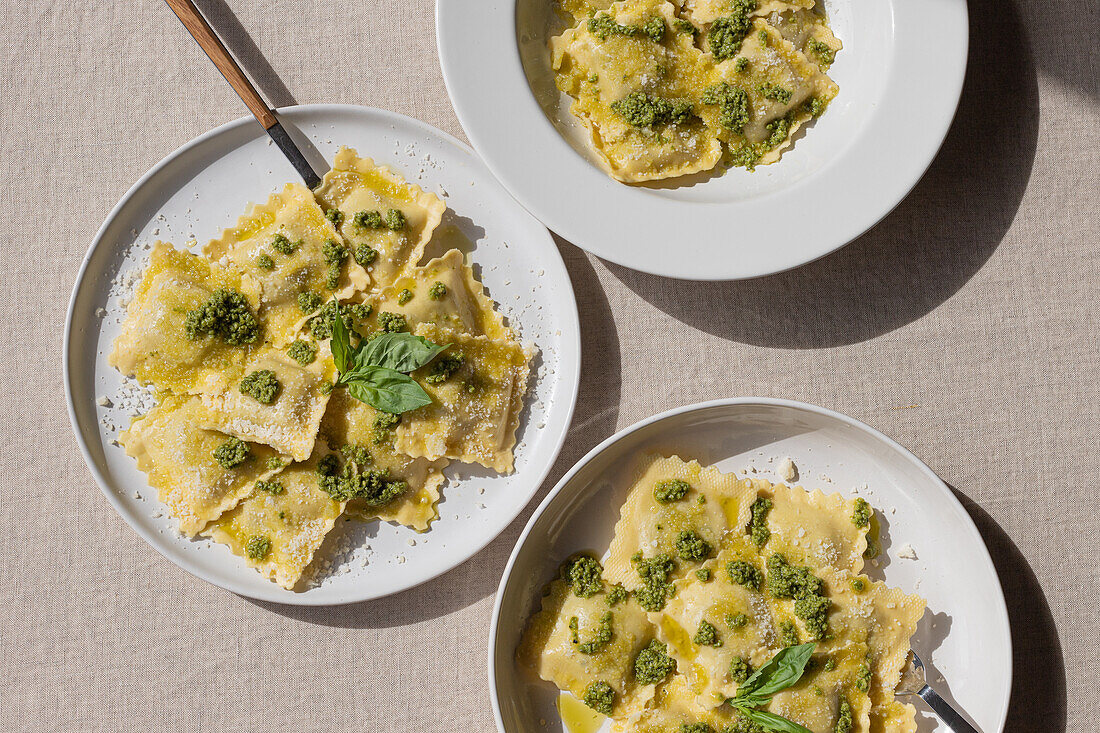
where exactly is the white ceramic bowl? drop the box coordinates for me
[489,398,1009,732]
[438,0,969,280]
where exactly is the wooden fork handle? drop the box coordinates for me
[164,0,277,129]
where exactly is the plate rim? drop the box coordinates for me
[437,0,971,281]
[487,396,1011,732]
[64,103,582,606]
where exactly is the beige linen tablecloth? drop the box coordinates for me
[1,0,1096,730]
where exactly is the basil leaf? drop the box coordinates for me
[344,366,432,414]
[330,301,352,374]
[356,332,448,373]
[732,643,815,703]
[734,707,814,733]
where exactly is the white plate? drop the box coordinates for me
[437,0,969,280]
[490,399,1010,733]
[64,104,581,605]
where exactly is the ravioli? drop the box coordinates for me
[119,394,285,536]
[685,0,813,25]
[204,182,367,347]
[367,249,510,339]
[315,147,446,289]
[394,324,533,473]
[203,454,345,590]
[318,389,448,531]
[191,347,336,462]
[109,242,261,394]
[755,478,869,575]
[551,0,722,181]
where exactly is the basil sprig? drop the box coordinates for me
[727,642,815,733]
[329,303,447,414]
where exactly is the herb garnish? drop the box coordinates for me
[725,642,816,733]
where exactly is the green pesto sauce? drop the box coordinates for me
[353,209,406,231]
[631,552,676,612]
[725,612,749,629]
[729,656,752,683]
[733,56,749,72]
[611,91,694,129]
[269,233,298,256]
[693,619,722,647]
[297,291,323,314]
[426,352,465,384]
[354,244,378,266]
[318,452,407,505]
[308,301,372,340]
[582,681,614,716]
[807,96,827,117]
[287,339,318,366]
[850,577,866,593]
[588,13,665,44]
[855,663,872,692]
[674,18,695,34]
[707,0,757,61]
[428,281,447,300]
[322,239,347,266]
[851,498,872,527]
[573,610,613,654]
[808,39,836,68]
[758,83,793,105]
[377,311,408,333]
[726,559,762,591]
[563,555,604,598]
[325,208,344,228]
[726,717,763,733]
[758,29,768,45]
[766,553,829,640]
[823,657,836,671]
[653,478,690,503]
[398,288,414,305]
[779,620,800,647]
[184,288,260,346]
[746,495,773,548]
[213,437,250,469]
[634,639,676,684]
[341,443,371,465]
[245,535,271,560]
[255,253,275,271]
[265,456,285,471]
[256,479,284,495]
[702,83,749,135]
[695,568,711,582]
[606,584,629,606]
[372,412,400,445]
[676,529,712,561]
[834,698,853,733]
[239,369,280,404]
[679,724,715,733]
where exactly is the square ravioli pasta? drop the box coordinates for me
[204,182,369,347]
[551,0,722,181]
[109,242,262,395]
[367,249,510,340]
[315,146,446,289]
[317,389,448,531]
[191,347,336,462]
[203,453,345,590]
[393,323,533,473]
[119,394,287,536]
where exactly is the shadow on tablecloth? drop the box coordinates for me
[606,0,1042,349]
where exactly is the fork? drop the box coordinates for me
[896,650,981,733]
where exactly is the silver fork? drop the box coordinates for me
[896,650,981,733]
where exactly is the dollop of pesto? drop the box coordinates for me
[270,233,298,256]
[563,555,604,598]
[702,83,749,134]
[239,369,280,404]
[213,436,250,469]
[850,577,866,593]
[729,656,752,683]
[325,208,344,228]
[726,559,762,591]
[707,0,757,60]
[678,724,715,733]
[255,253,275,271]
[245,535,271,560]
[397,288,414,305]
[693,619,722,647]
[807,39,836,69]
[605,584,628,606]
[733,56,749,73]
[428,281,447,300]
[758,29,768,45]
[676,529,711,561]
[834,698,853,733]
[322,239,348,289]
[353,244,378,266]
[287,339,318,366]
[377,311,408,333]
[766,553,829,640]
[386,209,406,230]
[746,496,772,548]
[426,352,465,384]
[308,301,373,340]
[695,568,711,581]
[653,479,690,503]
[855,663,871,692]
[572,611,614,654]
[297,291,323,314]
[764,115,792,148]
[806,96,827,118]
[725,612,748,629]
[372,412,400,445]
[265,456,285,471]
[184,288,260,346]
[823,657,836,672]
[851,498,872,527]
[341,443,371,465]
[611,91,694,129]
[632,552,676,611]
[758,83,793,105]
[318,452,407,505]
[256,479,284,495]
[582,680,614,715]
[588,12,665,44]
[779,620,800,647]
[634,639,676,684]
[674,18,695,34]
[353,209,406,231]
[726,718,764,733]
